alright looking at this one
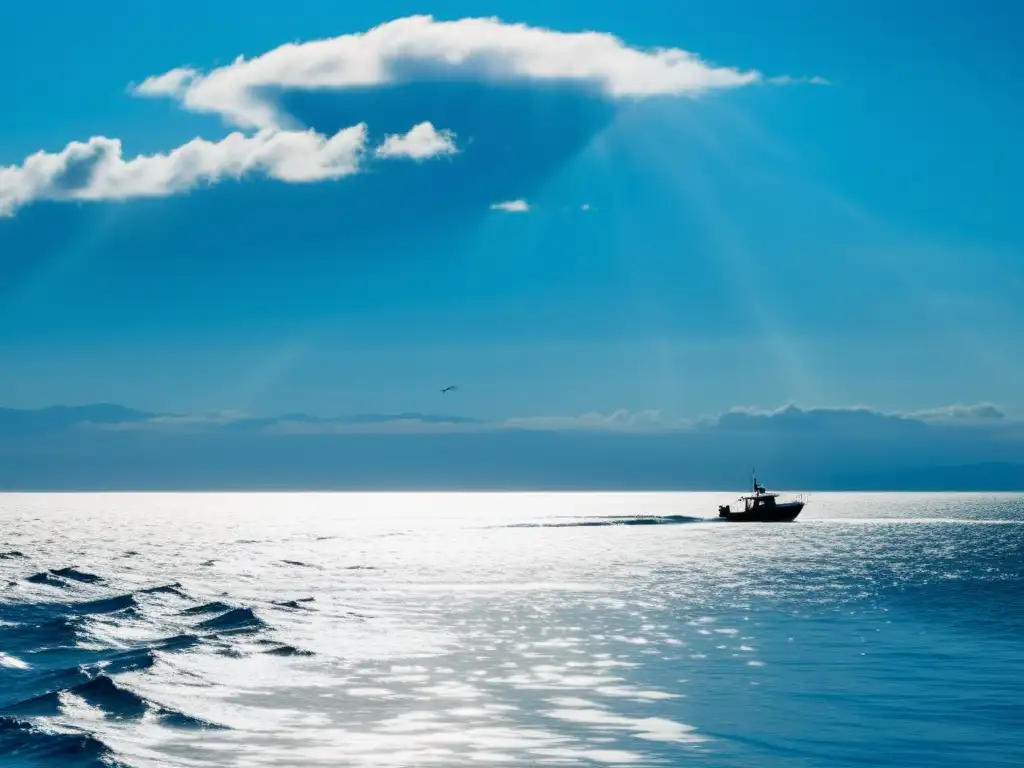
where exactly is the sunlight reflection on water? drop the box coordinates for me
[0,492,1022,767]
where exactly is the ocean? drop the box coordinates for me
[0,492,1021,767]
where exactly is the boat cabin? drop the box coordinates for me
[718,473,779,517]
[738,492,778,513]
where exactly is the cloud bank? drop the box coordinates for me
[0,403,1019,490]
[1,401,1015,437]
[2,15,794,217]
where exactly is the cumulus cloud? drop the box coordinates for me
[375,121,458,160]
[0,125,368,216]
[490,199,530,213]
[132,15,764,130]
[2,16,811,217]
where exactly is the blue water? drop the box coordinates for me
[0,492,1021,767]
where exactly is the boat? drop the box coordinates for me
[717,471,805,522]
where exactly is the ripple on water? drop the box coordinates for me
[0,492,1021,767]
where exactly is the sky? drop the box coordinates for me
[1,0,1022,430]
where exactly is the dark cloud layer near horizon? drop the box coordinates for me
[0,402,1020,491]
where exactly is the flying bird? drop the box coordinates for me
[440,385,458,394]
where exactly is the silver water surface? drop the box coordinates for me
[1,492,1022,767]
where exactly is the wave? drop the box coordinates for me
[99,648,159,675]
[0,596,138,656]
[0,616,84,653]
[262,644,315,657]
[272,597,316,610]
[0,675,148,720]
[504,514,706,528]
[48,568,103,584]
[0,653,29,670]
[26,572,69,587]
[75,675,150,718]
[0,562,326,764]
[72,594,137,615]
[138,583,188,598]
[155,633,202,651]
[0,551,26,560]
[0,664,91,711]
[180,601,233,616]
[1,653,159,712]
[2,672,225,734]
[196,607,264,633]
[155,709,227,730]
[0,687,65,718]
[0,717,117,767]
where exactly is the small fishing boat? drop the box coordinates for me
[718,472,805,522]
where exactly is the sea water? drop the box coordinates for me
[0,492,1021,767]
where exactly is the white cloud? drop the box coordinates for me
[133,67,198,97]
[375,121,458,160]
[262,418,480,435]
[490,199,530,213]
[37,402,1019,438]
[133,15,764,129]
[767,75,831,86]
[91,412,248,432]
[906,403,1006,422]
[502,409,671,432]
[2,16,809,216]
[580,203,592,211]
[0,125,367,216]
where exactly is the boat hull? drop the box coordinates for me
[719,501,804,523]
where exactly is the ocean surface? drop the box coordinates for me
[0,492,1021,767]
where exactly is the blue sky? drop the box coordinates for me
[1,0,1021,423]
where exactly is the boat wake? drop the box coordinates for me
[503,514,707,528]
